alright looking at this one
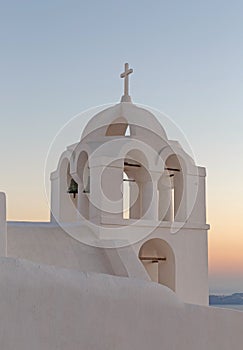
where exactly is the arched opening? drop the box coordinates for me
[56,158,78,222]
[123,150,151,220]
[139,238,175,291]
[158,154,184,222]
[106,117,130,136]
[67,163,78,208]
[77,151,90,219]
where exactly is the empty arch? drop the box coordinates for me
[158,154,185,222]
[139,238,175,291]
[123,149,151,219]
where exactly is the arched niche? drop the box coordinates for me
[139,238,175,291]
[76,151,90,219]
[123,149,152,220]
[58,158,78,222]
[105,117,130,136]
[158,154,185,222]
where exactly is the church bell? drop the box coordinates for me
[67,178,78,198]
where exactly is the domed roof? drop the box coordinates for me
[81,102,168,141]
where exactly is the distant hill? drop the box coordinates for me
[209,293,243,305]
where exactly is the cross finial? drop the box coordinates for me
[120,63,133,102]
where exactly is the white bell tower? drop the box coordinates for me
[50,64,209,306]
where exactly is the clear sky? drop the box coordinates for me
[0,0,243,294]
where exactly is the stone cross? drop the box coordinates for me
[120,63,133,102]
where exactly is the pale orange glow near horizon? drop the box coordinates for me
[208,212,243,274]
[6,188,50,222]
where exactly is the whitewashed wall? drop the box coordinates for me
[0,257,242,350]
[0,193,7,256]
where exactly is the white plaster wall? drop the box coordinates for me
[0,257,242,350]
[187,167,207,224]
[0,193,7,256]
[7,221,208,305]
[7,222,151,282]
[175,228,208,305]
[7,222,114,275]
[134,225,209,305]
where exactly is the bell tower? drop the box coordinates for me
[50,64,209,306]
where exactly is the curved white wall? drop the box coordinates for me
[0,257,242,350]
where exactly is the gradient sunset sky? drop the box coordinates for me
[0,0,243,294]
